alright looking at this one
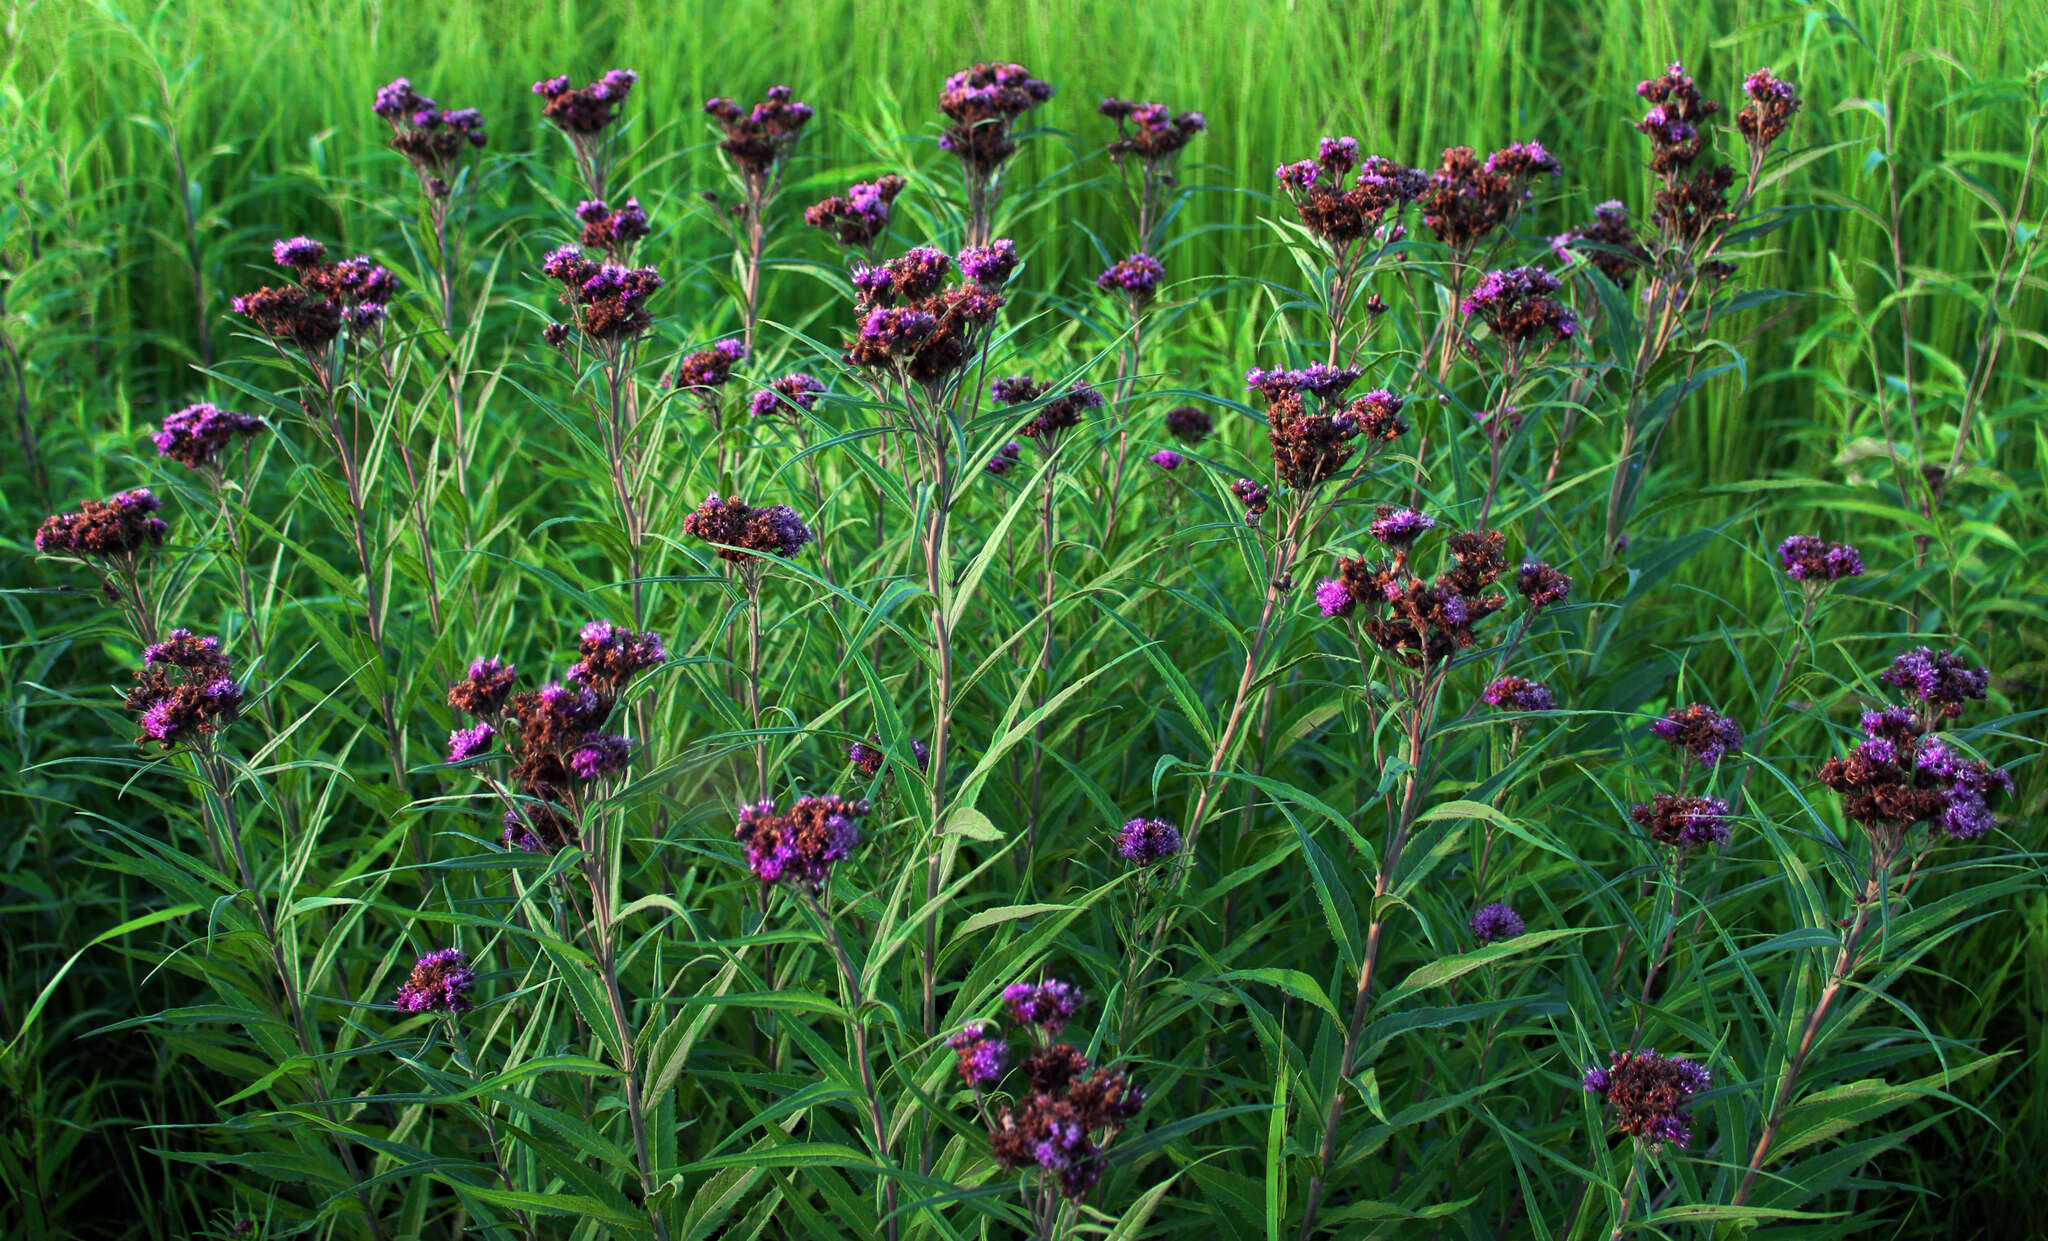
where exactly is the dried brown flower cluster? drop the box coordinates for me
[128,630,241,750]
[1419,142,1560,253]
[1326,523,1511,665]
[987,1042,1145,1200]
[35,489,169,559]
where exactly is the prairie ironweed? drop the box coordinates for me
[1247,365,1366,490]
[1230,478,1270,525]
[1115,817,1183,865]
[1274,141,1427,247]
[1149,449,1184,471]
[1003,978,1084,1034]
[576,197,651,254]
[703,85,814,178]
[949,1020,1010,1088]
[804,175,908,250]
[842,245,1009,381]
[1776,534,1865,583]
[986,440,1024,476]
[373,78,486,198]
[1550,200,1649,287]
[1469,902,1525,943]
[1369,506,1436,548]
[1100,97,1206,165]
[1630,792,1733,848]
[1515,559,1572,610]
[1322,524,1511,664]
[1818,695,2010,844]
[734,794,871,888]
[1737,69,1803,152]
[1096,252,1165,306]
[1164,405,1211,444]
[394,948,476,1015]
[1483,675,1555,712]
[538,248,662,344]
[447,722,496,764]
[849,735,930,776]
[567,733,632,781]
[958,239,1020,286]
[937,61,1055,176]
[1461,266,1579,348]
[568,622,666,698]
[1583,1048,1711,1148]
[670,338,748,401]
[1420,142,1559,253]
[534,69,638,136]
[35,489,169,558]
[235,240,394,350]
[997,377,1106,444]
[682,494,816,562]
[748,372,827,422]
[987,1042,1144,1200]
[1315,578,1355,619]
[1878,647,1988,721]
[153,403,266,471]
[1648,702,1744,768]
[447,656,518,717]
[127,630,240,749]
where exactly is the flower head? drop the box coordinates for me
[986,440,1024,476]
[1461,266,1578,347]
[949,1021,1011,1088]
[36,489,170,558]
[703,84,813,177]
[805,175,908,249]
[735,794,869,888]
[1630,793,1733,848]
[1003,979,1084,1034]
[567,623,665,698]
[1515,560,1572,610]
[535,69,638,135]
[124,630,239,749]
[448,722,496,764]
[748,372,827,422]
[1164,405,1212,444]
[1648,703,1743,768]
[1737,69,1802,150]
[152,403,267,471]
[1149,449,1184,472]
[1115,818,1182,865]
[1483,676,1555,712]
[1583,1048,1711,1148]
[1096,253,1165,305]
[937,62,1054,175]
[394,947,476,1015]
[682,494,815,562]
[1231,479,1270,525]
[1777,535,1864,583]
[1879,647,1988,721]
[1369,506,1435,548]
[448,656,518,717]
[959,239,1020,286]
[1469,902,1525,943]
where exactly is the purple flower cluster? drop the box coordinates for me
[671,338,748,396]
[1460,266,1578,347]
[748,372,827,422]
[734,794,870,888]
[949,1021,1011,1088]
[569,622,666,698]
[995,376,1107,443]
[125,630,241,749]
[842,244,1011,381]
[1483,676,1556,712]
[234,240,396,349]
[1003,979,1085,1034]
[1246,365,1403,490]
[1737,68,1803,150]
[373,77,486,196]
[937,62,1055,174]
[394,948,476,1015]
[1096,253,1165,305]
[681,494,816,563]
[805,175,908,251]
[849,734,929,777]
[1879,647,1989,721]
[151,403,266,472]
[447,722,496,764]
[533,69,639,135]
[1819,696,2011,844]
[959,239,1020,286]
[1164,406,1212,444]
[35,488,170,559]
[1631,793,1733,849]
[1274,139,1427,247]
[1231,478,1270,525]
[1777,534,1864,584]
[1583,1049,1711,1148]
[1550,200,1649,287]
[1369,506,1435,548]
[1648,703,1744,768]
[576,197,651,254]
[703,85,814,177]
[986,440,1024,476]
[1149,449,1184,472]
[1100,97,1206,166]
[1115,817,1182,865]
[1469,902,1525,943]
[1419,143,1558,253]
[538,245,663,344]
[1515,560,1572,610]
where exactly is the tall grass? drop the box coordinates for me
[3,0,2045,1238]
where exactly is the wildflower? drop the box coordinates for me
[1648,703,1744,768]
[849,735,930,776]
[1818,694,2010,845]
[448,656,518,717]
[151,403,267,471]
[1231,478,1270,525]
[805,175,908,249]
[1420,143,1559,252]
[35,489,170,558]
[447,722,496,764]
[1369,506,1435,548]
[567,622,665,698]
[1115,817,1182,865]
[949,1021,1010,1088]
[272,236,326,268]
[1461,266,1578,347]
[1149,449,1183,471]
[734,794,870,888]
[997,378,1106,444]
[374,78,487,197]
[1550,200,1649,287]
[1096,253,1165,306]
[394,948,476,1015]
[1101,97,1206,166]
[682,494,815,562]
[1248,365,1369,490]
[748,372,827,422]
[1003,979,1084,1034]
[1274,140,1427,247]
[703,85,814,178]
[1164,405,1211,444]
[1469,902,1525,943]
[568,733,632,780]
[1315,579,1355,619]
[959,239,1020,286]
[534,69,638,135]
[1776,534,1864,584]
[125,630,241,749]
[1630,792,1733,848]
[502,802,578,854]
[1515,560,1572,610]
[986,440,1024,476]
[1483,676,1555,712]
[1583,1048,1711,1148]
[1737,68,1801,151]
[937,62,1055,176]
[987,1044,1143,1200]
[1325,526,1512,665]
[671,338,748,394]
[576,197,651,252]
[1878,647,1990,720]
[235,242,394,351]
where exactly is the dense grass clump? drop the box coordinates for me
[3,1,2045,1238]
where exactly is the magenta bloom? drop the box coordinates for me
[959,239,1019,286]
[1003,979,1084,1034]
[1483,676,1554,712]
[1369,507,1435,548]
[1469,902,1525,942]
[986,440,1023,476]
[734,794,870,889]
[1096,253,1165,303]
[1149,449,1184,471]
[394,948,476,1015]
[949,1020,1011,1087]
[1648,703,1743,768]
[1879,647,1989,721]
[1583,1048,1711,1148]
[447,722,496,763]
[568,733,632,780]
[1777,535,1864,583]
[1315,578,1355,619]
[1115,818,1182,864]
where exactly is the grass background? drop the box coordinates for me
[4,0,2045,1236]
